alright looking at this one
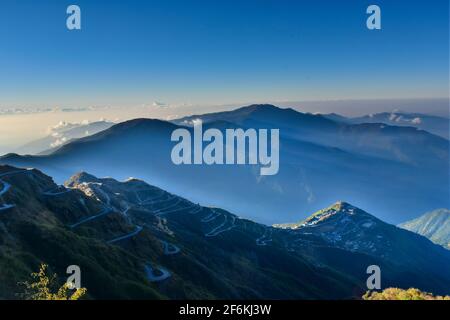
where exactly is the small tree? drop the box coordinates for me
[19,263,87,300]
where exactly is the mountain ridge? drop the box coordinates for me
[0,104,448,224]
[323,111,449,140]
[2,164,450,298]
[399,209,450,250]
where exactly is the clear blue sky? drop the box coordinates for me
[0,0,448,108]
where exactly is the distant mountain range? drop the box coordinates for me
[14,120,114,155]
[322,111,449,140]
[1,105,448,225]
[399,209,450,250]
[1,165,449,299]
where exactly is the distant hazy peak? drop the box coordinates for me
[238,103,279,110]
[399,209,450,250]
[111,118,178,131]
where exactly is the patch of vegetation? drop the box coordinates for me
[363,288,450,300]
[18,264,87,300]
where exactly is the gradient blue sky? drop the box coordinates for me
[0,0,448,108]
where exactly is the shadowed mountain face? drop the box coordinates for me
[1,165,450,299]
[1,105,448,225]
[399,209,450,250]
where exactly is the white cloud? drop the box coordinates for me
[165,114,179,121]
[50,137,68,148]
[152,101,169,108]
[191,118,203,127]
[411,117,422,124]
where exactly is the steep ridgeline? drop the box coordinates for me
[63,171,368,299]
[399,209,450,250]
[1,165,450,299]
[0,165,362,299]
[274,202,450,295]
[0,165,165,299]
